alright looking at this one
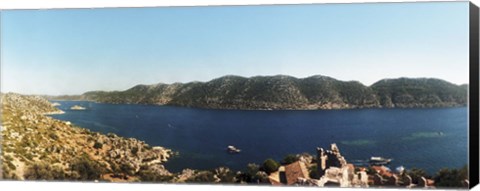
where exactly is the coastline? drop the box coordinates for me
[43,110,66,115]
[48,98,468,111]
[1,93,470,188]
[1,93,174,182]
[51,100,468,174]
[46,75,467,111]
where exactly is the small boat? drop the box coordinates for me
[369,156,392,165]
[227,145,241,153]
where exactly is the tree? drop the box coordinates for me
[246,163,260,179]
[235,163,258,183]
[214,167,236,183]
[434,166,468,188]
[253,171,270,184]
[241,163,269,184]
[131,147,139,155]
[281,154,299,165]
[93,142,103,149]
[262,158,280,174]
[406,168,429,184]
[309,164,320,179]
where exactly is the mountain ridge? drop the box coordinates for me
[48,75,468,110]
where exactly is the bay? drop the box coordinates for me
[49,101,468,174]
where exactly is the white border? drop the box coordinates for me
[0,0,478,191]
[0,0,470,10]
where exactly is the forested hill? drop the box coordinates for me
[51,75,468,110]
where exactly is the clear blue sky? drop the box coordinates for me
[1,2,469,95]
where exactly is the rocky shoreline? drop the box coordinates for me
[1,93,173,181]
[1,93,262,183]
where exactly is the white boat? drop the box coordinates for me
[227,145,241,153]
[369,156,392,165]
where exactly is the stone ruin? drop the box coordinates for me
[315,143,368,188]
[316,143,347,177]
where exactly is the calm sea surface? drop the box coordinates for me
[50,101,468,174]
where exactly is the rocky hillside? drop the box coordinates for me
[1,93,173,181]
[371,78,468,108]
[53,75,467,110]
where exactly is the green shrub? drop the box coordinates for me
[407,168,429,184]
[4,147,13,153]
[434,166,468,188]
[131,147,139,155]
[281,154,299,165]
[110,163,120,172]
[262,158,280,174]
[186,171,216,183]
[366,166,377,175]
[69,156,105,180]
[120,163,135,176]
[4,155,14,161]
[309,164,320,179]
[93,142,103,149]
[7,161,16,170]
[246,163,260,179]
[137,170,173,182]
[24,153,34,161]
[86,137,95,143]
[214,167,236,183]
[236,163,270,184]
[2,165,10,176]
[49,133,59,140]
[24,163,66,180]
[2,168,18,180]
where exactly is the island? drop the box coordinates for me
[47,75,468,110]
[70,105,86,110]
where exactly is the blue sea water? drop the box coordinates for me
[49,101,468,174]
